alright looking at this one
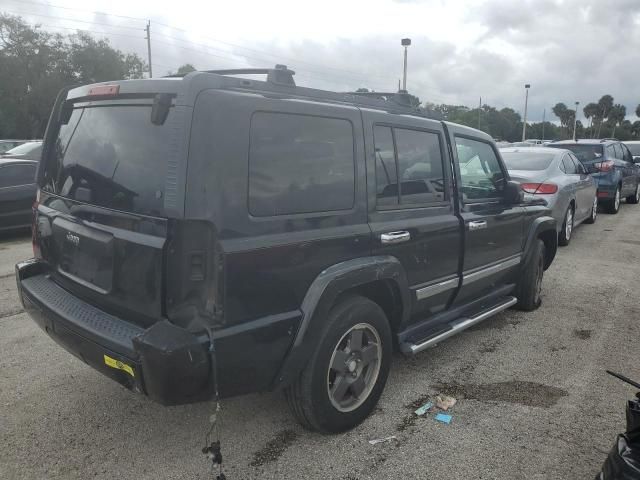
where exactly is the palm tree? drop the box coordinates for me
[636,104,640,119]
[596,95,614,138]
[583,102,599,137]
[608,104,626,138]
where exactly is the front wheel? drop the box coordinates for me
[626,183,640,204]
[515,239,545,311]
[285,295,392,433]
[606,186,621,214]
[558,205,574,246]
[584,195,598,224]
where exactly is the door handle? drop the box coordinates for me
[380,231,411,245]
[468,220,487,231]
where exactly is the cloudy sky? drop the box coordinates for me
[3,0,640,122]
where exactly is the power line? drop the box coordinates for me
[35,23,145,39]
[1,7,144,31]
[3,0,147,23]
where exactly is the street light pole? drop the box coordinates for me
[522,84,530,142]
[573,101,580,141]
[401,38,411,91]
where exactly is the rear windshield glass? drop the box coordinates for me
[41,106,171,216]
[501,152,555,171]
[547,144,603,163]
[626,144,640,156]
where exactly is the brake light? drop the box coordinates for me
[520,183,558,194]
[594,160,614,172]
[88,84,119,97]
[32,189,41,259]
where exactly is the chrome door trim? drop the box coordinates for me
[414,276,458,301]
[462,255,521,286]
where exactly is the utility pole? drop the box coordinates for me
[542,108,546,140]
[573,101,579,141]
[522,84,530,141]
[145,21,153,78]
[478,97,482,129]
[401,38,411,91]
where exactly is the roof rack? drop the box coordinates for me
[165,64,296,86]
[600,138,619,142]
[346,90,417,108]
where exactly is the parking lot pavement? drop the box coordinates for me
[2,208,640,480]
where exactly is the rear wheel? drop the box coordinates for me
[285,295,392,433]
[606,186,621,214]
[584,195,598,224]
[558,205,574,246]
[626,183,640,204]
[515,239,545,311]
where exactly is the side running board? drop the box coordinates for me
[401,296,517,355]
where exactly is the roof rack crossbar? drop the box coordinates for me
[200,64,296,86]
[346,90,417,108]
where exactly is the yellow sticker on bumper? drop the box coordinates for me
[103,354,135,377]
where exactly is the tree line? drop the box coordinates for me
[2,13,640,143]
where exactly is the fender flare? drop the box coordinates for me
[271,256,410,389]
[523,216,557,269]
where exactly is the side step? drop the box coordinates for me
[400,296,517,355]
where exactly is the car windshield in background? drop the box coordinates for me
[4,142,42,157]
[501,152,556,171]
[626,144,640,156]
[548,144,603,163]
[41,106,172,216]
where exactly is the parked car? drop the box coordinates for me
[546,139,640,214]
[0,139,28,154]
[0,158,37,232]
[15,67,558,433]
[501,147,597,246]
[1,141,43,160]
[624,141,640,162]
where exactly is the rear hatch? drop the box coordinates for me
[547,143,607,180]
[34,85,182,327]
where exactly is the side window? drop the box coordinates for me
[0,164,36,188]
[248,112,355,217]
[562,155,578,174]
[570,154,586,174]
[455,137,505,201]
[374,126,398,207]
[621,144,633,162]
[394,129,445,204]
[606,145,616,159]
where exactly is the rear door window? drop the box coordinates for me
[569,154,586,174]
[374,126,398,207]
[562,155,578,174]
[41,105,174,216]
[0,164,36,187]
[248,112,355,216]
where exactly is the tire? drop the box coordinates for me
[584,194,598,224]
[284,295,392,433]
[626,183,640,204]
[606,186,621,214]
[558,205,574,247]
[515,239,545,311]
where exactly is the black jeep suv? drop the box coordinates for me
[16,66,557,433]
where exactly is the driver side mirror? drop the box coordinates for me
[633,156,640,164]
[504,180,524,205]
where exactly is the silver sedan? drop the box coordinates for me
[501,147,598,246]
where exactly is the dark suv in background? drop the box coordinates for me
[16,66,557,433]
[547,139,640,213]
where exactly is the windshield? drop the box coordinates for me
[41,105,172,216]
[547,144,603,163]
[4,142,42,156]
[501,152,556,171]
[626,144,640,156]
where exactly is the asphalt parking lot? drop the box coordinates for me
[2,205,640,480]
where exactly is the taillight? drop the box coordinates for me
[520,183,558,194]
[32,189,41,259]
[594,160,614,172]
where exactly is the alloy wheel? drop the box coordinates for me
[565,208,573,241]
[327,323,382,413]
[615,189,621,211]
[591,196,598,221]
[635,185,640,203]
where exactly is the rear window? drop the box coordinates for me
[626,144,640,156]
[501,152,555,171]
[41,106,171,216]
[248,112,355,217]
[5,142,42,157]
[547,144,603,163]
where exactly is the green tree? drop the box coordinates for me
[0,14,146,138]
[595,94,614,137]
[583,102,599,137]
[607,104,626,138]
[636,104,640,118]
